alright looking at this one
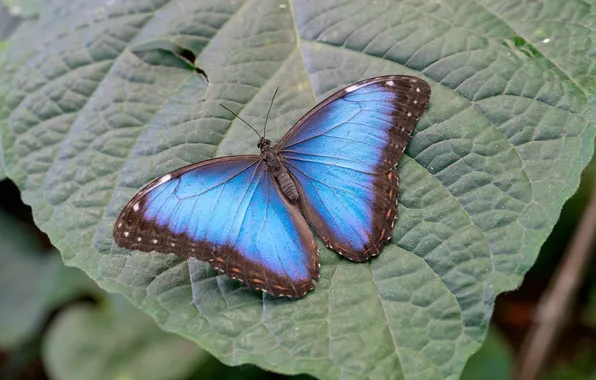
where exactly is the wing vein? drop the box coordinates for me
[285,156,374,174]
[231,163,263,247]
[255,175,270,289]
[286,161,374,203]
[177,161,259,200]
[267,176,299,294]
[287,163,370,247]
[280,110,362,148]
[282,134,383,151]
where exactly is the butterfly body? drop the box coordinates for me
[114,75,431,298]
[259,138,299,201]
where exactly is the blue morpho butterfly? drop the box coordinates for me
[114,75,431,298]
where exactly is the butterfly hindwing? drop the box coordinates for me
[113,156,319,297]
[278,75,431,261]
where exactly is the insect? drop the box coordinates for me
[114,75,431,298]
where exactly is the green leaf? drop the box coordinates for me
[1,0,42,18]
[1,0,594,379]
[42,294,207,380]
[0,12,35,182]
[460,326,513,380]
[0,2,21,41]
[0,2,19,180]
[0,212,93,348]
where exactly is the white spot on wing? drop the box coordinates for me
[137,237,142,242]
[117,223,122,228]
[345,84,359,93]
[386,80,394,86]
[133,202,140,212]
[145,173,173,192]
[152,239,158,244]
[124,231,129,237]
[416,87,421,92]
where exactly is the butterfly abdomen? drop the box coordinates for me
[277,171,299,201]
[262,149,299,201]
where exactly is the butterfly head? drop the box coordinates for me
[257,137,271,150]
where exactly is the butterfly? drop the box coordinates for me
[113,75,431,298]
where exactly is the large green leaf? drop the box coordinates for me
[0,0,594,379]
[0,1,20,180]
[0,37,6,180]
[0,2,21,39]
[1,0,42,18]
[0,212,93,349]
[42,294,207,380]
[460,325,513,380]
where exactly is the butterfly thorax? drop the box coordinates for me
[259,139,299,202]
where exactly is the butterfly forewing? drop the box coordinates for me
[113,156,319,297]
[278,75,431,261]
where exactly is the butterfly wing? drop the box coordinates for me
[277,75,431,262]
[113,156,319,297]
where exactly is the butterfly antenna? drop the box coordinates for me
[219,104,262,138]
[263,87,279,139]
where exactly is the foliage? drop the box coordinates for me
[0,212,92,349]
[460,326,513,380]
[43,295,207,380]
[0,0,595,379]
[1,0,41,18]
[0,209,210,380]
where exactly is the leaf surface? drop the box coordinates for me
[1,0,42,17]
[0,212,92,348]
[460,326,513,380]
[1,0,595,379]
[42,295,207,380]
